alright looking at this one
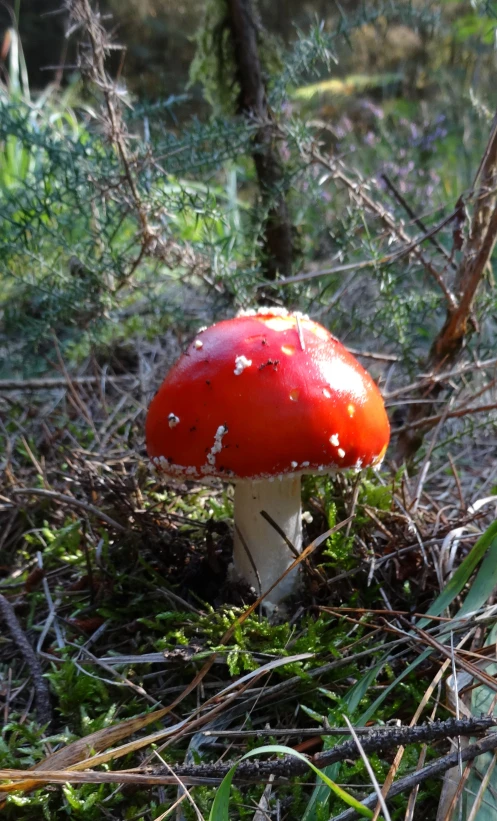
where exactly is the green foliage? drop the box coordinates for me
[189,0,239,113]
[46,659,111,722]
[0,496,457,820]
[0,85,256,376]
[0,0,478,382]
[323,500,355,564]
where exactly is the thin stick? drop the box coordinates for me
[0,376,138,391]
[273,206,460,287]
[394,399,497,433]
[312,148,457,309]
[466,751,497,821]
[153,752,204,821]
[0,594,52,727]
[381,173,456,269]
[9,487,126,532]
[404,693,441,821]
[330,734,497,821]
[342,715,392,821]
[346,347,399,362]
[295,313,306,351]
[385,356,497,399]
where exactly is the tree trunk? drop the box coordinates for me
[227,0,294,282]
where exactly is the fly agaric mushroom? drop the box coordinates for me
[146,308,390,603]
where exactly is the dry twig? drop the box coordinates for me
[9,487,127,532]
[311,148,457,309]
[66,0,207,288]
[0,594,52,727]
[0,376,138,391]
[331,733,497,821]
[0,718,494,789]
[396,110,497,459]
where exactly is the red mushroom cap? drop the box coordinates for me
[146,309,390,480]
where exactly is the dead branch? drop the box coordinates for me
[385,355,497,400]
[0,593,52,727]
[393,399,497,433]
[0,718,494,789]
[168,716,497,781]
[381,173,456,270]
[330,733,497,821]
[273,205,461,287]
[66,0,207,288]
[311,148,457,309]
[396,111,497,460]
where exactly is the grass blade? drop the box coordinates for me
[420,520,497,625]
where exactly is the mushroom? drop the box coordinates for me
[146,308,390,604]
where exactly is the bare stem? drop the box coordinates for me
[232,478,302,603]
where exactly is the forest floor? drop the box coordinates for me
[2,333,497,821]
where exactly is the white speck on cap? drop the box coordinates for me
[152,455,169,472]
[337,448,346,459]
[207,424,228,465]
[168,413,180,428]
[152,456,197,477]
[330,433,340,447]
[194,339,203,349]
[290,461,298,469]
[234,354,252,375]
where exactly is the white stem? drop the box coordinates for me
[233,477,303,604]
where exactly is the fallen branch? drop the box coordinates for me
[0,594,52,727]
[0,718,494,788]
[396,110,497,460]
[330,733,497,821]
[171,716,497,781]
